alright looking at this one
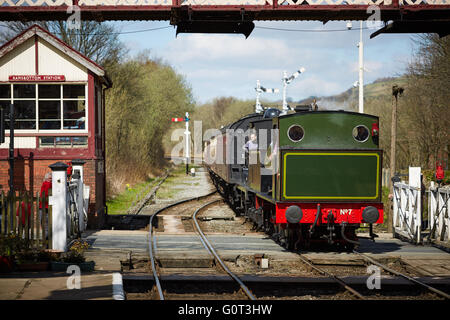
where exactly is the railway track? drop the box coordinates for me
[148,191,256,300]
[192,199,256,300]
[288,248,450,300]
[352,250,450,300]
[295,253,366,299]
[290,243,450,300]
[138,199,450,300]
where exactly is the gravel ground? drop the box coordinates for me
[140,168,215,216]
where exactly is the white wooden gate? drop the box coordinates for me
[393,182,422,244]
[392,167,450,246]
[428,185,450,243]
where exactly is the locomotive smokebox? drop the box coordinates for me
[362,206,379,224]
[285,205,303,224]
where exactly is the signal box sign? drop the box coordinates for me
[8,75,66,82]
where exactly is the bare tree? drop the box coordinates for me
[0,21,126,67]
[402,34,450,169]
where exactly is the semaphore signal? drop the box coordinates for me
[255,80,279,113]
[171,112,190,174]
[282,67,305,114]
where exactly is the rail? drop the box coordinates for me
[353,250,450,300]
[192,199,256,300]
[148,190,218,300]
[296,253,366,299]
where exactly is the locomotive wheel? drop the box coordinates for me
[282,227,297,250]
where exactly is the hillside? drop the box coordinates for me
[191,76,407,121]
[297,76,408,112]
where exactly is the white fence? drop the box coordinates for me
[392,166,450,246]
[428,184,450,243]
[393,182,422,244]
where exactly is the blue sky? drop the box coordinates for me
[113,20,415,105]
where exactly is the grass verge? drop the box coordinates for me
[106,178,157,215]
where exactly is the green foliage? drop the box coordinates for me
[106,53,195,196]
[16,248,56,264]
[0,233,27,257]
[364,35,450,171]
[107,178,155,215]
[423,170,450,185]
[60,240,90,263]
[189,97,256,135]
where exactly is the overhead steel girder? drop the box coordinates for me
[0,5,449,23]
[370,20,450,38]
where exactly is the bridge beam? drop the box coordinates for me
[0,5,449,23]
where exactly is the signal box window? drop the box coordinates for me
[0,84,11,98]
[0,84,86,131]
[39,136,88,147]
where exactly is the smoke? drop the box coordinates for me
[316,97,353,111]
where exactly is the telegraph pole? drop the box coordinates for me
[389,85,404,233]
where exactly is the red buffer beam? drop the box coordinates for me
[0,1,449,22]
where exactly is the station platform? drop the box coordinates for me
[0,230,127,300]
[0,271,118,300]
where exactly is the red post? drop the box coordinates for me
[436,163,445,185]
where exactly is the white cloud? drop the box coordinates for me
[164,34,291,65]
[140,20,415,104]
